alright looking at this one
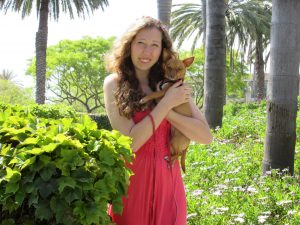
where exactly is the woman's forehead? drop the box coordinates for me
[134,27,162,41]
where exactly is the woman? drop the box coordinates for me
[104,16,212,225]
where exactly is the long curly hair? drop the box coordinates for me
[105,16,177,119]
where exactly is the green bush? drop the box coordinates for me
[0,104,133,225]
[185,101,300,225]
[83,113,112,131]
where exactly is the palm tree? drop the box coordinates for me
[157,0,172,28]
[203,0,226,128]
[262,0,300,175]
[226,1,271,101]
[0,69,17,81]
[170,0,271,103]
[0,0,109,104]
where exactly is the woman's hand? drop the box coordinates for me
[161,80,192,109]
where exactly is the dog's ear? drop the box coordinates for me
[182,57,195,68]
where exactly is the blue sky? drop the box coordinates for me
[0,0,197,87]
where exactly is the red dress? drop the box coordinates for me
[109,109,187,225]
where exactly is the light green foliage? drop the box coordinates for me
[0,79,34,105]
[185,100,300,224]
[0,103,133,225]
[26,36,115,113]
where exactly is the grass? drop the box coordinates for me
[184,101,300,225]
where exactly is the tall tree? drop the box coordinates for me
[0,0,109,104]
[27,37,113,113]
[262,0,300,175]
[157,0,172,28]
[170,0,271,103]
[0,69,17,82]
[203,0,226,128]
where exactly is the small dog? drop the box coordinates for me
[140,50,194,172]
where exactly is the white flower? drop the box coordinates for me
[217,207,229,212]
[261,211,271,215]
[246,186,258,194]
[258,215,269,223]
[234,217,245,223]
[187,213,197,219]
[233,186,245,192]
[231,213,245,218]
[276,200,292,206]
[287,210,297,215]
[191,189,204,197]
[213,190,222,196]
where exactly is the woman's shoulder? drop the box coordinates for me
[103,73,120,91]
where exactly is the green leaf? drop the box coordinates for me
[20,156,36,170]
[5,181,19,194]
[1,219,15,225]
[38,179,57,199]
[39,164,57,181]
[58,176,76,193]
[5,167,21,183]
[99,148,115,166]
[34,199,53,220]
[28,193,39,207]
[26,147,44,155]
[22,137,39,145]
[42,142,59,153]
[15,189,26,205]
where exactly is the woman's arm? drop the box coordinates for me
[166,97,213,145]
[103,75,189,152]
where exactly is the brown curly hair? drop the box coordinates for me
[105,16,177,119]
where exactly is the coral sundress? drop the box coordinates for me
[109,109,187,225]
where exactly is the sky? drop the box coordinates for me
[0,0,198,87]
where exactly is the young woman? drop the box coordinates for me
[104,16,212,225]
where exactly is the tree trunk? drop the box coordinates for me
[262,0,300,175]
[157,0,172,28]
[203,0,226,129]
[35,0,49,104]
[201,0,206,48]
[253,31,265,101]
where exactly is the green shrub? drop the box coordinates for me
[85,113,112,131]
[0,104,133,225]
[184,101,300,225]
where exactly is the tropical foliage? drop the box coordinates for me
[0,0,109,104]
[180,48,249,107]
[0,79,34,105]
[26,36,114,113]
[185,101,300,224]
[0,103,133,225]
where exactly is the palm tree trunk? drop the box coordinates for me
[203,0,226,129]
[35,0,49,104]
[201,0,206,48]
[157,0,172,28]
[253,31,265,101]
[262,0,300,175]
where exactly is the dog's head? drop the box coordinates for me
[162,49,194,81]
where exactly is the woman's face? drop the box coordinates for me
[131,27,162,75]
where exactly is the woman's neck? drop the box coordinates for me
[136,70,149,86]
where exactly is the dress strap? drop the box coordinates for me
[148,113,155,135]
[148,113,156,225]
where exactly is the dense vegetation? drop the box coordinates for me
[185,101,300,224]
[0,103,132,225]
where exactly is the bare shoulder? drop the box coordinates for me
[103,73,119,91]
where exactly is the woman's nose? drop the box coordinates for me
[142,45,153,55]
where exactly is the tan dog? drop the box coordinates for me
[140,50,194,172]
